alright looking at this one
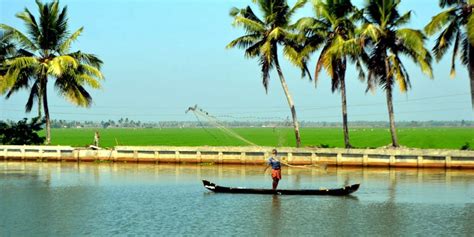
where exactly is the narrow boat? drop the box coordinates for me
[202,180,360,196]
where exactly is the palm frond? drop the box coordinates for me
[283,44,305,69]
[268,27,286,41]
[0,68,20,94]
[432,20,459,60]
[359,23,381,42]
[321,49,335,80]
[77,74,101,89]
[440,0,466,8]
[460,34,469,65]
[78,64,104,80]
[293,17,317,31]
[260,41,273,64]
[450,31,461,78]
[6,56,38,70]
[466,11,474,45]
[415,54,434,79]
[54,74,93,107]
[244,41,264,58]
[424,8,457,36]
[47,55,78,77]
[242,6,265,25]
[287,0,308,20]
[15,8,41,42]
[59,27,83,54]
[5,67,35,98]
[232,16,265,33]
[25,79,40,112]
[226,34,260,49]
[396,28,427,55]
[259,55,272,93]
[393,10,411,27]
[313,45,330,87]
[68,51,103,69]
[389,55,407,92]
[327,36,362,58]
[0,24,37,50]
[351,56,366,82]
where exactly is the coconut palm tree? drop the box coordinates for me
[361,0,433,147]
[425,0,474,110]
[0,0,104,144]
[227,0,308,147]
[0,31,44,118]
[294,0,365,148]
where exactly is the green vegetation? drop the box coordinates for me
[0,117,45,145]
[227,0,307,147]
[43,127,474,149]
[0,0,104,144]
[294,0,365,148]
[362,0,433,147]
[425,0,474,110]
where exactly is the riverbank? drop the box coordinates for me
[2,145,474,169]
[41,127,474,149]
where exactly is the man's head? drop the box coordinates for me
[272,149,277,155]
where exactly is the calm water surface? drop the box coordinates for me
[1,162,474,236]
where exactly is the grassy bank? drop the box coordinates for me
[41,127,474,149]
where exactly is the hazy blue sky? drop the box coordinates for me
[0,0,472,122]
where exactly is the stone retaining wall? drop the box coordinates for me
[1,145,474,168]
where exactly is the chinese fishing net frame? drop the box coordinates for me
[186,105,325,169]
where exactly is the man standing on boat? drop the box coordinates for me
[265,149,281,190]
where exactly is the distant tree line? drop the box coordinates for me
[8,119,468,129]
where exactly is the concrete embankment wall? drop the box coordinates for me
[1,145,474,169]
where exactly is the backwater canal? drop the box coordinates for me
[1,162,474,236]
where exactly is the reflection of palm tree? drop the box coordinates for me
[0,1,104,144]
[361,0,433,147]
[270,195,282,236]
[227,0,308,147]
[425,0,474,110]
[388,168,397,202]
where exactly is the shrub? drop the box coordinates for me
[0,117,45,145]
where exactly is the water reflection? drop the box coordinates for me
[270,196,281,236]
[1,162,474,236]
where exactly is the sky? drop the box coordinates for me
[0,0,473,122]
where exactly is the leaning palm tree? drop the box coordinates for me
[0,0,104,144]
[425,0,474,110]
[361,0,433,147]
[227,0,308,147]
[294,0,365,148]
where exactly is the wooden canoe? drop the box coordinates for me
[202,180,360,196]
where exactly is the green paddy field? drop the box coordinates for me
[43,127,474,149]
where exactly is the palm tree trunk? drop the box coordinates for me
[274,53,301,147]
[385,58,399,147]
[386,87,399,147]
[38,100,42,118]
[37,91,42,118]
[42,81,51,144]
[340,73,351,148]
[469,43,474,111]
